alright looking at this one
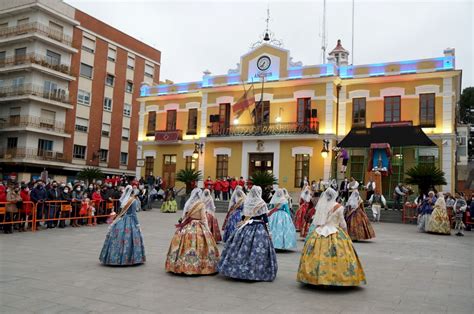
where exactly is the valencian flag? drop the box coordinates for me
[233,84,255,117]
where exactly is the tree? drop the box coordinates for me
[249,171,278,202]
[459,87,474,124]
[176,168,202,194]
[77,167,104,185]
[404,165,447,196]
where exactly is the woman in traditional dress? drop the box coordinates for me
[165,188,220,275]
[218,186,278,282]
[282,188,293,215]
[300,192,318,239]
[202,189,222,243]
[268,188,297,250]
[221,186,245,242]
[294,185,312,231]
[345,190,375,241]
[427,193,451,235]
[297,187,366,286]
[417,191,436,232]
[99,185,146,266]
[160,188,177,213]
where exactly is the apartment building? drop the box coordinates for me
[0,0,160,182]
[137,40,461,195]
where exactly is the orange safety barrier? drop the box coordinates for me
[0,201,36,232]
[402,202,418,224]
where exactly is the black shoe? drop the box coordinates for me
[58,225,65,229]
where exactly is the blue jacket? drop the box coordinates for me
[30,187,47,202]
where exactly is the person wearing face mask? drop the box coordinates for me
[58,186,72,228]
[31,181,47,230]
[46,182,62,228]
[71,184,83,227]
[19,185,32,231]
[5,185,23,233]
[92,185,104,223]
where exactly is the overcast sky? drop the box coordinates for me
[66,0,473,89]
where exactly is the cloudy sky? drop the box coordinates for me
[67,0,473,89]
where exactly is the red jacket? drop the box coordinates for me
[92,191,102,205]
[238,179,245,188]
[0,185,6,202]
[230,180,238,190]
[247,180,253,189]
[204,179,214,191]
[20,189,33,215]
[214,180,222,191]
[221,180,230,192]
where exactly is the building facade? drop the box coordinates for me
[0,0,160,182]
[137,41,461,195]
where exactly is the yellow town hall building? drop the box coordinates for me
[136,40,461,196]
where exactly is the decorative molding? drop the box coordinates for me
[183,149,194,158]
[380,87,405,97]
[291,146,313,157]
[293,90,315,99]
[143,150,156,158]
[348,90,370,99]
[255,93,274,102]
[216,96,234,104]
[164,103,179,111]
[145,105,158,112]
[213,147,232,157]
[185,102,200,109]
[415,85,440,95]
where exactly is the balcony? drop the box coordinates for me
[154,130,183,143]
[0,84,71,107]
[0,52,72,77]
[0,147,66,163]
[207,122,319,137]
[0,22,73,47]
[0,115,67,135]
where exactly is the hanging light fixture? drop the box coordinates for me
[192,142,204,160]
[321,140,330,159]
[275,107,283,123]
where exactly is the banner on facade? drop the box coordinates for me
[155,130,182,142]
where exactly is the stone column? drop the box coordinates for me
[197,92,208,188]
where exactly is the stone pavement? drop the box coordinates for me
[0,209,472,314]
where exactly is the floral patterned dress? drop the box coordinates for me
[165,202,220,275]
[297,204,366,286]
[99,198,146,266]
[427,203,451,235]
[221,201,243,243]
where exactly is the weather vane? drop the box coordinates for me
[250,6,283,49]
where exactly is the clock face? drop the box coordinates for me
[257,55,271,71]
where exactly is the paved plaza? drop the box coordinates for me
[0,209,473,314]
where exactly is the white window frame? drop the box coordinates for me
[123,103,131,117]
[107,48,116,62]
[122,127,130,140]
[75,117,89,132]
[127,56,135,70]
[77,89,91,105]
[145,64,154,78]
[105,73,114,86]
[80,63,93,79]
[103,97,112,111]
[73,145,86,159]
[101,123,110,137]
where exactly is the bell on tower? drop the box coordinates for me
[328,39,350,66]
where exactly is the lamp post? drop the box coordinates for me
[321,139,330,159]
[192,142,204,160]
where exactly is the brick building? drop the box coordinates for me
[0,0,161,182]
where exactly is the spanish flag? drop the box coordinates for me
[233,84,255,117]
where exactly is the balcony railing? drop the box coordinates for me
[154,130,183,142]
[0,22,72,46]
[0,83,71,105]
[0,147,65,162]
[0,115,66,133]
[207,122,319,137]
[0,52,71,75]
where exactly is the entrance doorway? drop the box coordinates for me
[162,154,176,188]
[248,153,273,177]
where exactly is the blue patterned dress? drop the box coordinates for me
[99,199,146,265]
[268,203,297,250]
[218,213,278,281]
[222,204,243,242]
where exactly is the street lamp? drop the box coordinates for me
[233,118,239,125]
[275,107,283,123]
[321,139,330,159]
[192,142,204,160]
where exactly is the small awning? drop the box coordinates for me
[338,126,436,148]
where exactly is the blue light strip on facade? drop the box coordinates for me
[288,66,302,79]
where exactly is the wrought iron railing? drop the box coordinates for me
[0,147,65,162]
[0,22,72,46]
[0,52,70,75]
[0,115,66,133]
[0,83,71,104]
[207,122,319,137]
